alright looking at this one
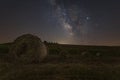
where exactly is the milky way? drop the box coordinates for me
[49,0,92,43]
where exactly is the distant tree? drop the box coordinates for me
[45,41,59,45]
[44,41,48,44]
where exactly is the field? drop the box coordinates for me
[0,43,120,80]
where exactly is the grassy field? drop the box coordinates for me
[0,43,120,80]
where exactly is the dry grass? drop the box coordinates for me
[0,43,120,80]
[0,62,120,80]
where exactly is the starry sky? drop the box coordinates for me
[0,0,120,46]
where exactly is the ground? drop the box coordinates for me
[0,43,120,80]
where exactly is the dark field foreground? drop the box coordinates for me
[1,63,120,80]
[0,43,120,80]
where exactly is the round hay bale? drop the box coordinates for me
[59,50,69,58]
[9,34,47,63]
[96,52,101,57]
[81,51,87,56]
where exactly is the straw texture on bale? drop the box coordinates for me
[9,34,47,63]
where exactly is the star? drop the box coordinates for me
[86,16,90,20]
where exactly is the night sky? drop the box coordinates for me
[0,0,120,46]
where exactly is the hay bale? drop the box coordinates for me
[81,51,87,56]
[9,34,47,63]
[96,52,101,57]
[59,50,69,58]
